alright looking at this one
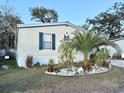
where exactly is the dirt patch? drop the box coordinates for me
[12,78,121,93]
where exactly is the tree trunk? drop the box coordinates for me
[5,34,10,53]
[82,57,91,73]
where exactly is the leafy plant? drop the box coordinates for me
[71,31,121,72]
[29,7,58,23]
[0,59,18,69]
[33,62,40,67]
[95,48,110,67]
[48,58,55,72]
[58,57,67,68]
[0,6,22,52]
[89,53,96,66]
[58,40,76,68]
[87,2,124,39]
[48,58,55,66]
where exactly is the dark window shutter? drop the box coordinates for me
[39,32,43,50]
[52,34,56,50]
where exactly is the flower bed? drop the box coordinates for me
[44,66,110,77]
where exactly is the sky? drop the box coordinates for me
[0,0,124,25]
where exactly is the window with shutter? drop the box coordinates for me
[43,33,52,49]
[39,32,56,50]
[39,32,43,50]
[52,34,56,50]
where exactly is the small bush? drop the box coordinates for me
[48,58,55,66]
[48,58,55,72]
[33,62,40,67]
[0,59,18,69]
[95,48,110,67]
[102,62,109,68]
[89,53,96,66]
[7,60,18,68]
[26,56,32,68]
[59,60,66,67]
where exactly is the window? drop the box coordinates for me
[43,33,52,49]
[39,32,56,50]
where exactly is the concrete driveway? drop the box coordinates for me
[110,60,124,68]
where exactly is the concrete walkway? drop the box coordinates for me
[110,60,124,68]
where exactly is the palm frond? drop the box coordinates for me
[71,30,121,57]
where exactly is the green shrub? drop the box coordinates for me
[33,62,40,67]
[0,59,18,69]
[59,58,66,67]
[102,62,109,68]
[48,58,55,66]
[89,53,96,66]
[95,48,110,67]
[8,60,18,68]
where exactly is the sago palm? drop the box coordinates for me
[71,31,121,72]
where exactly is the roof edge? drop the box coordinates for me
[17,22,84,31]
[111,37,124,42]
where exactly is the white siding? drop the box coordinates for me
[17,25,83,67]
[107,38,124,58]
[114,39,124,58]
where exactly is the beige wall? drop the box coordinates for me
[17,25,79,67]
[17,24,124,67]
[114,39,124,52]
[114,39,124,58]
[107,38,124,58]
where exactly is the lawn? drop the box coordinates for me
[0,61,124,93]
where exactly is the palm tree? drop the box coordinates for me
[71,31,121,72]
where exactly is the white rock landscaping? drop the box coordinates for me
[44,65,110,77]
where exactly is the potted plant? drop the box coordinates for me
[48,58,55,72]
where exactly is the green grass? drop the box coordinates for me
[0,65,124,93]
[0,59,18,69]
[0,66,66,93]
